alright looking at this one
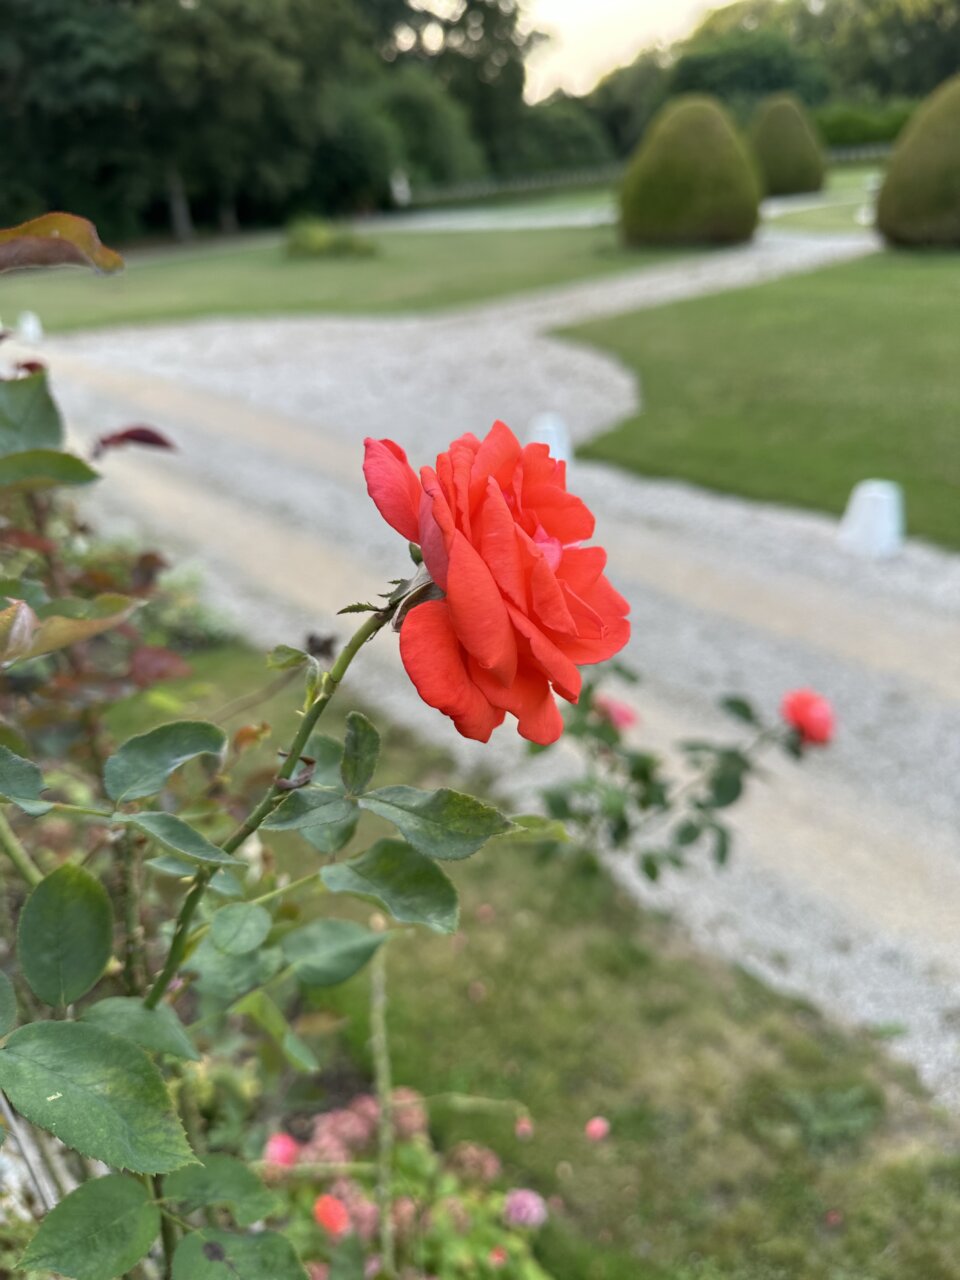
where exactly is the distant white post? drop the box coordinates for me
[527,412,573,467]
[17,311,43,344]
[837,480,905,558]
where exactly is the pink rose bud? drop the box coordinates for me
[584,1115,611,1142]
[514,1115,535,1141]
[263,1132,301,1166]
[781,688,834,745]
[593,694,638,731]
[489,1246,509,1267]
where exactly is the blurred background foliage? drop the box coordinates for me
[0,0,955,242]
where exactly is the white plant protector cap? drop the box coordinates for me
[838,479,905,559]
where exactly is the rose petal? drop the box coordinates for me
[363,438,422,543]
[446,532,517,686]
[400,600,504,742]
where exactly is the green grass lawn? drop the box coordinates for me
[765,167,879,234]
[107,636,960,1280]
[0,224,665,333]
[572,250,960,550]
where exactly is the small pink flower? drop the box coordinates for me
[475,902,497,924]
[331,1178,379,1243]
[364,1257,382,1278]
[584,1115,610,1142]
[263,1132,301,1167]
[514,1114,535,1141]
[825,1208,844,1229]
[489,1246,509,1268]
[447,1141,501,1183]
[593,694,638,731]
[307,1265,329,1280]
[392,1087,428,1140]
[504,1188,549,1228]
[781,688,834,745]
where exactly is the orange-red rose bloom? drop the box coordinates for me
[363,421,630,745]
[781,688,834,745]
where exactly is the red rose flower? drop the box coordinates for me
[313,1194,351,1238]
[781,688,834,745]
[363,421,630,745]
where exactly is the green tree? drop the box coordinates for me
[0,0,146,237]
[670,29,830,114]
[584,51,670,156]
[515,95,615,174]
[378,65,486,190]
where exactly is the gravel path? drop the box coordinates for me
[17,226,960,1104]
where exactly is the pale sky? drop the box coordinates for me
[524,0,720,101]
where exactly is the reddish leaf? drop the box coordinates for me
[92,425,175,460]
[233,722,271,754]
[130,552,169,593]
[0,212,123,274]
[0,528,56,553]
[129,645,191,688]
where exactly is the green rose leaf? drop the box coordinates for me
[261,787,355,832]
[0,449,99,493]
[303,733,345,786]
[0,371,63,455]
[210,903,272,957]
[282,919,384,988]
[359,785,512,859]
[340,712,380,795]
[329,1235,366,1280]
[20,594,139,662]
[502,814,571,843]
[266,644,309,670]
[18,864,113,1007]
[720,695,760,726]
[301,809,359,855]
[120,812,241,867]
[185,936,283,1003]
[18,1173,159,1280]
[0,1022,193,1173]
[231,989,318,1073]
[0,744,51,815]
[0,970,16,1036]
[105,721,227,803]
[166,1154,279,1227]
[172,1229,307,1279]
[321,839,458,934]
[81,997,199,1062]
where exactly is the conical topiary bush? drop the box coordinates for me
[620,96,761,246]
[877,74,960,247]
[750,94,824,195]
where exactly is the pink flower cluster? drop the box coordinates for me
[504,1188,549,1228]
[263,1087,430,1172]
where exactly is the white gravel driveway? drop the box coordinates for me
[19,225,960,1104]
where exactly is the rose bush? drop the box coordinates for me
[364,421,630,744]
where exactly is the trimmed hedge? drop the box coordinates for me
[878,75,960,247]
[750,94,824,195]
[620,96,760,246]
[814,99,915,148]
